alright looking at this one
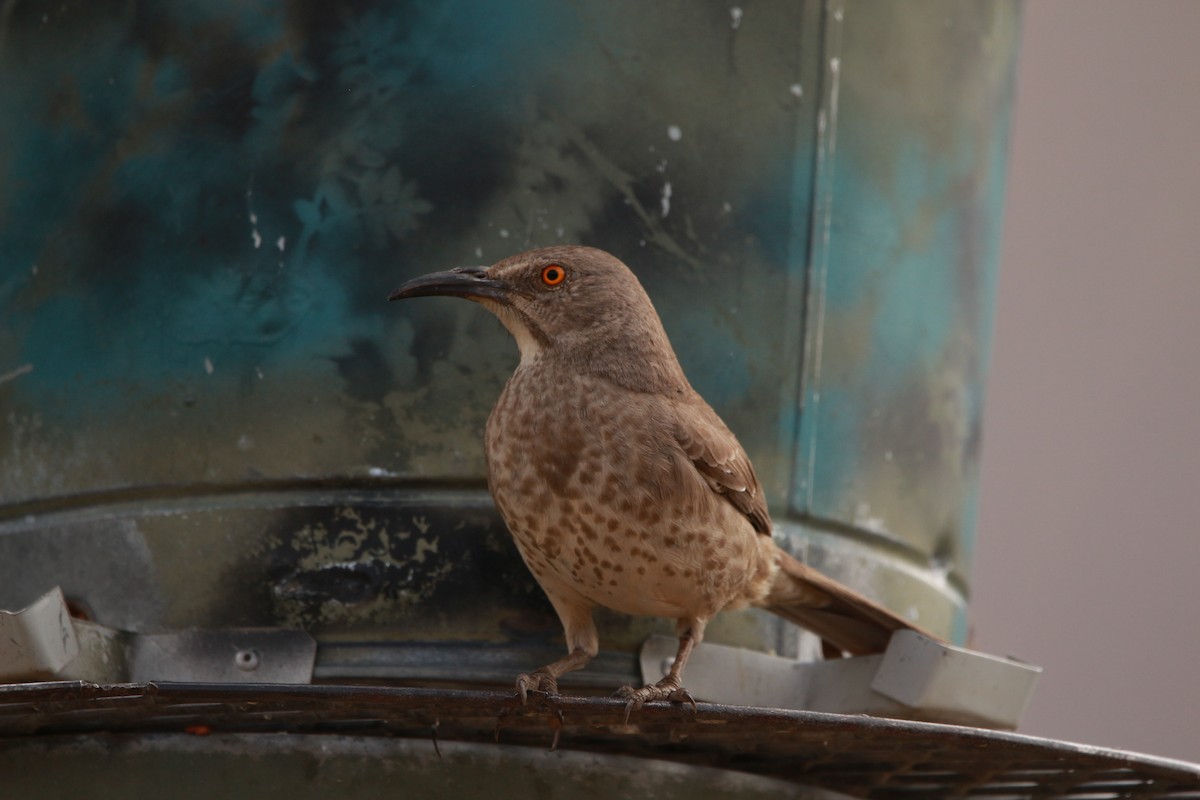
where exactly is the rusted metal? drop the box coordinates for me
[0,682,1196,799]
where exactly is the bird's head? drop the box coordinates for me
[389,245,688,391]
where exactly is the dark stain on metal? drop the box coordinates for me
[275,562,382,606]
[331,338,396,405]
[407,309,460,381]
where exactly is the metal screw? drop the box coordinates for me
[234,649,261,671]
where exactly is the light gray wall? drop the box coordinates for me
[974,1,1200,763]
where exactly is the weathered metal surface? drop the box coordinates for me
[789,1,1021,645]
[0,737,828,800]
[1,0,1018,678]
[128,630,316,684]
[1,683,1197,800]
[869,630,1041,726]
[0,587,80,681]
[0,584,1037,728]
[0,489,780,687]
[0,586,317,684]
[639,630,1040,730]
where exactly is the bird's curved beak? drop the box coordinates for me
[387,266,510,304]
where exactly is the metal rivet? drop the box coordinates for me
[234,649,261,671]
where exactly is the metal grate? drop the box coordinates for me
[0,682,1196,799]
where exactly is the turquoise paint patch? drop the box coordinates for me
[824,141,960,390]
[803,384,864,512]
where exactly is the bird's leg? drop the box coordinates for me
[515,594,598,703]
[617,620,702,719]
[515,648,594,703]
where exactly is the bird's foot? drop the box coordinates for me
[515,670,560,705]
[498,673,565,750]
[615,679,697,724]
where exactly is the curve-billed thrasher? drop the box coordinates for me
[389,245,933,710]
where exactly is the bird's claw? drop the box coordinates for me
[515,670,559,705]
[507,673,565,751]
[615,681,697,724]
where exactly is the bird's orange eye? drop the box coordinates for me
[541,264,566,286]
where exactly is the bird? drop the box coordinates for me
[388,245,936,711]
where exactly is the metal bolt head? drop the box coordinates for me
[234,649,261,671]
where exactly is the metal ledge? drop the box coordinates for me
[641,631,1041,730]
[3,588,1038,731]
[0,588,316,685]
[0,682,1196,799]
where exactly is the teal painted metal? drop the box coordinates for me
[0,0,1020,680]
[790,2,1019,644]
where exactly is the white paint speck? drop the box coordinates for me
[236,434,254,451]
[830,56,840,73]
[247,202,263,248]
[906,606,921,622]
[884,450,894,462]
[204,357,214,375]
[555,227,565,238]
[721,202,733,213]
[256,367,264,380]
[0,364,33,386]
[660,181,673,217]
[790,83,804,99]
[655,158,668,174]
[30,264,38,276]
[368,466,390,477]
[474,246,483,258]
[834,7,843,22]
[667,125,682,142]
[276,236,286,252]
[853,502,886,533]
[730,6,743,29]
[498,228,510,238]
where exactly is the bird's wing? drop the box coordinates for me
[672,401,772,534]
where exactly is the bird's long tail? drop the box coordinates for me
[761,544,940,656]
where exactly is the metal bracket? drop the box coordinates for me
[0,586,81,679]
[639,630,1041,730]
[0,587,316,684]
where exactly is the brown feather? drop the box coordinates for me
[672,402,771,534]
[765,548,940,655]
